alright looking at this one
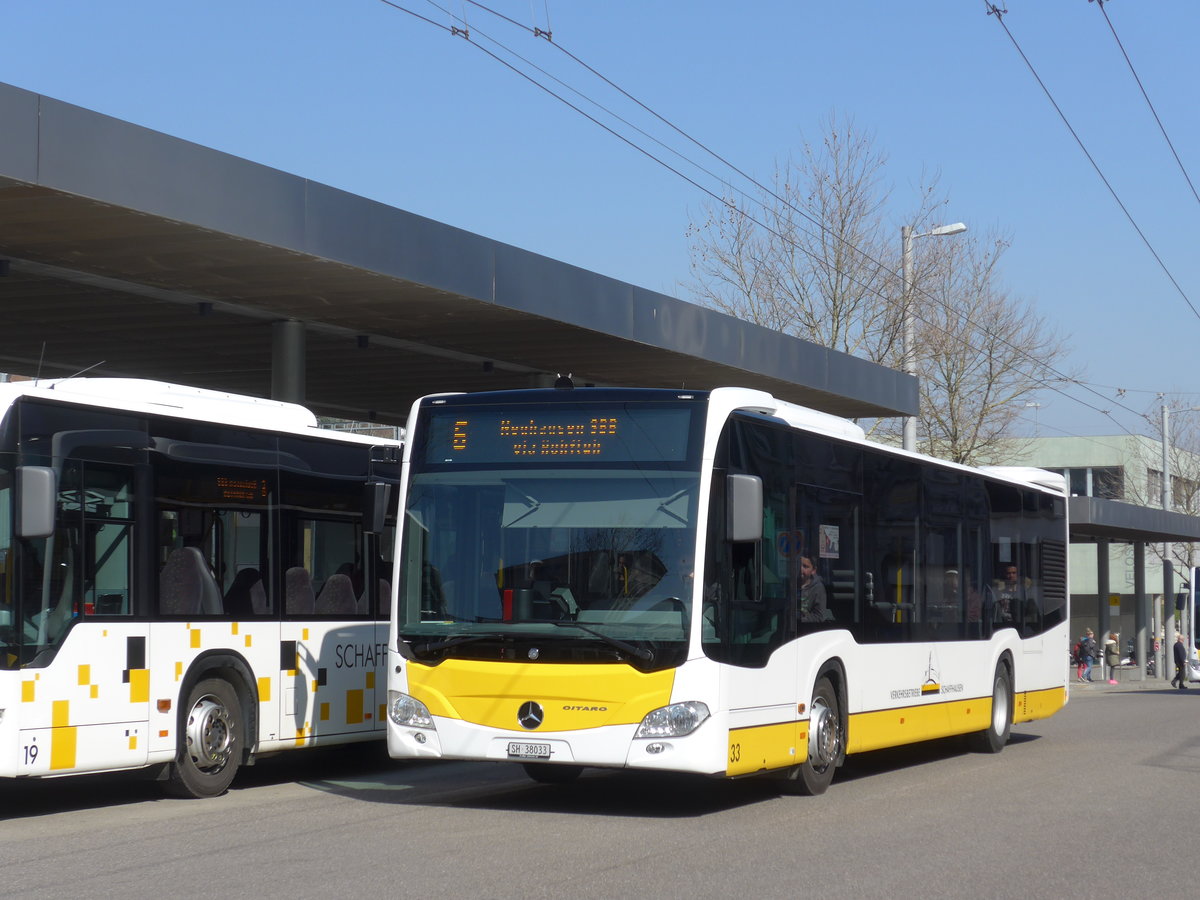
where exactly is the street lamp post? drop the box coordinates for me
[901,222,967,452]
[1159,400,1200,681]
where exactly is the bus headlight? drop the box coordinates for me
[388,691,435,729]
[635,701,710,738]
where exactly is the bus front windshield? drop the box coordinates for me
[397,400,703,668]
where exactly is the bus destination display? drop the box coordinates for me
[423,405,693,464]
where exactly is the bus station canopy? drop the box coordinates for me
[1068,497,1200,545]
[0,81,916,426]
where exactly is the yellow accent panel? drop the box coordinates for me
[53,699,70,727]
[245,635,252,648]
[320,701,330,721]
[1014,686,1067,723]
[22,680,35,703]
[848,697,982,754]
[727,721,802,776]
[129,669,150,704]
[346,689,364,725]
[303,628,310,640]
[90,685,98,699]
[258,676,271,702]
[129,735,138,750]
[190,628,201,649]
[366,671,375,690]
[77,664,90,686]
[311,679,319,693]
[407,660,675,731]
[378,703,386,722]
[232,622,239,635]
[51,726,77,770]
[175,661,183,681]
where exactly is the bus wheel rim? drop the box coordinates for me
[808,698,838,769]
[186,696,234,771]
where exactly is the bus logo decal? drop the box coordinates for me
[517,701,544,730]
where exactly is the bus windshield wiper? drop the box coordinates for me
[550,621,654,662]
[411,632,504,654]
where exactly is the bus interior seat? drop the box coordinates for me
[285,566,315,615]
[160,546,224,616]
[316,573,357,616]
[224,567,266,618]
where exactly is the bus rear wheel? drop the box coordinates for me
[969,663,1012,754]
[165,677,243,798]
[779,676,841,796]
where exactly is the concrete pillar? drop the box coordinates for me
[1134,542,1147,677]
[272,319,306,405]
[1096,539,1111,642]
[1164,560,1175,682]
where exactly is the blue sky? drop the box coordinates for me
[2,1,1198,438]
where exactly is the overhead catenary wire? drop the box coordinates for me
[381,0,1152,436]
[1091,0,1200,209]
[984,1,1200,327]
[397,0,1151,435]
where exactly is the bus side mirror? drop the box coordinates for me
[17,466,57,538]
[726,474,763,543]
[364,481,393,535]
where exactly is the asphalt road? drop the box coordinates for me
[4,683,1196,899]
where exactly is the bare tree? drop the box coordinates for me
[685,114,932,363]
[685,114,1073,463]
[892,231,1072,464]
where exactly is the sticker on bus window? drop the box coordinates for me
[819,525,840,559]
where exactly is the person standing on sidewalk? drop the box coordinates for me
[1104,632,1120,684]
[1079,628,1097,683]
[1171,633,1189,690]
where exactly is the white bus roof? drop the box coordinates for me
[0,378,401,445]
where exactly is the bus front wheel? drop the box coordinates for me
[165,677,243,798]
[779,676,841,796]
[969,663,1012,754]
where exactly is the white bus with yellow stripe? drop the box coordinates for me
[0,378,400,797]
[387,386,1068,793]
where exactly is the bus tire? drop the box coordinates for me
[779,676,841,796]
[522,763,583,784]
[969,662,1012,754]
[165,677,243,798]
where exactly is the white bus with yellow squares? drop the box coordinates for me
[0,377,400,797]
[386,385,1069,793]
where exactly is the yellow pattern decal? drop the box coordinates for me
[129,669,150,705]
[320,701,330,721]
[77,664,90,686]
[190,628,201,649]
[21,680,35,703]
[258,676,271,703]
[51,700,76,770]
[346,689,364,725]
[407,660,674,731]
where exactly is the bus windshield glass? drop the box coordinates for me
[398,398,703,664]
